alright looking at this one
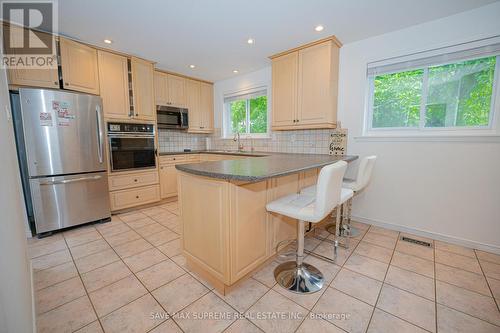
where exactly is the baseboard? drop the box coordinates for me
[352,215,500,255]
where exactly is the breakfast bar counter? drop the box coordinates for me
[176,152,357,294]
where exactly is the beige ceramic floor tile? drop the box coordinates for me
[436,280,500,326]
[395,241,434,261]
[391,251,434,278]
[113,238,153,258]
[104,230,142,247]
[135,222,167,237]
[122,247,167,273]
[247,289,308,333]
[31,249,72,271]
[362,232,397,249]
[62,224,96,238]
[481,260,500,280]
[435,241,475,258]
[313,287,373,333]
[69,239,111,260]
[65,229,102,248]
[35,277,86,315]
[355,241,393,263]
[304,255,341,284]
[385,265,435,301]
[296,316,345,333]
[331,268,382,306]
[117,211,148,223]
[252,260,280,288]
[437,303,500,333]
[74,248,120,274]
[344,253,388,281]
[36,296,97,333]
[367,308,428,333]
[34,261,79,291]
[28,239,67,259]
[175,293,237,333]
[141,206,168,217]
[486,276,500,299]
[101,294,165,333]
[89,274,148,317]
[225,318,263,333]
[74,320,104,333]
[149,319,183,333]
[125,217,158,230]
[136,259,185,291]
[435,250,481,274]
[312,239,357,266]
[27,233,63,247]
[376,284,435,332]
[170,254,189,271]
[436,263,491,296]
[368,226,399,238]
[143,229,179,247]
[157,238,181,257]
[476,250,500,265]
[81,260,132,293]
[96,222,131,238]
[152,274,209,314]
[216,278,269,312]
[272,281,327,310]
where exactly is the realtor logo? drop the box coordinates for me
[1,0,58,68]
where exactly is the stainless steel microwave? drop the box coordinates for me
[156,105,188,129]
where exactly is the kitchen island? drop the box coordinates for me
[176,152,357,294]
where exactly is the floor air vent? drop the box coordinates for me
[399,236,433,248]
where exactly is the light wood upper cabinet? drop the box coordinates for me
[200,82,214,131]
[270,36,341,130]
[167,74,186,107]
[97,51,130,119]
[5,25,59,89]
[186,79,202,130]
[271,52,298,128]
[60,38,99,95]
[154,71,168,105]
[131,57,155,121]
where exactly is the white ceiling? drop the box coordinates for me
[58,0,498,82]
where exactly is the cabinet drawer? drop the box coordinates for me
[110,185,160,211]
[108,171,159,191]
[159,155,187,165]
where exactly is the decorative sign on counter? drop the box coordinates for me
[329,128,348,156]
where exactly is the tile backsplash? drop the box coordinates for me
[158,128,334,154]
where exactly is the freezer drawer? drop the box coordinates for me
[30,172,111,233]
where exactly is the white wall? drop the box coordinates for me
[338,2,500,252]
[0,66,35,330]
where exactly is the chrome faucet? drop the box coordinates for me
[233,132,244,151]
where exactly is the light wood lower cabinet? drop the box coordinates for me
[109,184,160,211]
[159,165,178,199]
[108,170,159,191]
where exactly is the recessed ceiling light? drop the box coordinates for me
[233,70,239,74]
[314,25,324,32]
[103,39,113,44]
[189,64,196,69]
[247,38,255,44]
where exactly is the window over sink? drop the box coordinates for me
[364,41,500,137]
[223,87,269,138]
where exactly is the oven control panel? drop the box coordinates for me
[107,122,155,134]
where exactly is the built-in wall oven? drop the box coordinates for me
[107,122,156,172]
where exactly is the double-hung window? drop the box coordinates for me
[223,87,269,138]
[365,42,500,136]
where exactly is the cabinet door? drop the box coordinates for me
[60,38,99,94]
[200,82,214,131]
[131,58,155,121]
[297,41,334,125]
[160,165,178,198]
[186,79,201,130]
[154,71,168,105]
[5,25,59,89]
[97,51,130,119]
[167,74,186,107]
[271,52,298,128]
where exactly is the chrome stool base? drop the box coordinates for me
[274,261,324,294]
[325,223,361,238]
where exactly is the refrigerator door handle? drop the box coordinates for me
[96,104,104,163]
[39,175,102,185]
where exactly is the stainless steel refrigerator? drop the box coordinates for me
[11,88,111,235]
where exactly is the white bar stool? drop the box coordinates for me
[302,155,377,237]
[266,161,348,294]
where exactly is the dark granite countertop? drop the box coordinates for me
[159,150,268,157]
[174,151,358,182]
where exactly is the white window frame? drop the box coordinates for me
[222,86,270,139]
[363,42,500,139]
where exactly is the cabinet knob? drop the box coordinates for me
[173,158,176,160]
[65,82,69,86]
[134,179,138,182]
[136,195,139,199]
[135,113,138,116]
[54,81,58,85]
[160,167,163,170]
